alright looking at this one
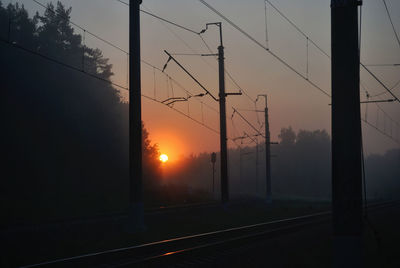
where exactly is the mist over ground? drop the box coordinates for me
[1,2,399,228]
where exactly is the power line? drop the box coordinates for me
[140,0,400,121]
[207,0,398,108]
[165,73,219,114]
[198,0,331,98]
[121,1,400,146]
[0,38,222,136]
[360,63,400,103]
[369,78,400,98]
[364,63,400,67]
[29,0,400,146]
[382,0,400,49]
[163,50,219,101]
[362,118,399,145]
[0,38,128,90]
[264,0,331,59]
[141,58,220,114]
[360,80,400,137]
[142,95,219,134]
[232,108,265,138]
[31,0,128,54]
[140,9,200,35]
[198,0,400,145]
[376,103,400,127]
[123,1,258,104]
[258,1,400,144]
[262,0,400,105]
[116,0,200,34]
[198,35,256,103]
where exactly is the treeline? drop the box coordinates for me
[168,127,400,202]
[0,1,168,226]
[165,127,331,201]
[365,149,400,200]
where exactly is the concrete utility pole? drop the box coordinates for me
[331,0,363,267]
[200,22,242,204]
[129,0,144,230]
[258,95,272,203]
[217,25,229,205]
[201,22,229,204]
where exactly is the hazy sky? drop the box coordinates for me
[6,0,400,160]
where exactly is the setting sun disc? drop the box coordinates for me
[159,154,169,163]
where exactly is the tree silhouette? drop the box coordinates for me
[278,126,296,146]
[0,1,161,225]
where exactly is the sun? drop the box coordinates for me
[159,154,169,163]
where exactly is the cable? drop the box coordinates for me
[31,0,128,54]
[361,63,400,103]
[262,0,400,104]
[140,9,200,35]
[362,118,399,145]
[199,36,256,103]
[360,81,400,141]
[10,1,272,156]
[119,0,257,103]
[116,0,200,35]
[142,4,254,104]
[164,50,219,101]
[142,95,219,134]
[141,58,219,114]
[29,0,400,147]
[232,108,265,138]
[0,38,128,90]
[364,63,400,67]
[198,0,331,98]
[264,0,331,59]
[233,0,400,105]
[382,0,400,49]
[376,103,400,128]
[0,38,222,136]
[370,78,400,98]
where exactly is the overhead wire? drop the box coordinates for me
[198,0,331,98]
[0,38,221,136]
[29,0,400,147]
[142,95,219,134]
[364,63,400,67]
[360,78,400,144]
[199,0,400,107]
[232,108,265,138]
[360,63,400,103]
[116,0,200,34]
[199,34,256,103]
[117,0,266,105]
[369,78,400,98]
[382,0,400,49]
[32,0,128,54]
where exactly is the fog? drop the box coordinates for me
[1,2,399,229]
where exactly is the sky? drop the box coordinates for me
[5,0,400,160]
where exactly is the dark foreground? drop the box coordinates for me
[1,199,399,267]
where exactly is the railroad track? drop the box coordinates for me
[21,200,399,268]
